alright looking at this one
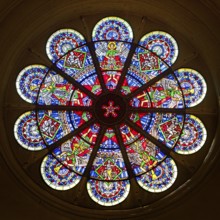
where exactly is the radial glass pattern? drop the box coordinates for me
[14,16,207,207]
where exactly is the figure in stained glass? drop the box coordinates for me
[147,75,184,108]
[91,148,128,180]
[40,114,62,139]
[14,16,208,207]
[95,41,130,70]
[53,136,93,174]
[38,71,74,105]
[147,113,184,148]
[138,52,160,71]
[64,50,86,69]
[126,136,165,175]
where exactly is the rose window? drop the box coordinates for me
[14,17,207,207]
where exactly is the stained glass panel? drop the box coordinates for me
[69,89,92,106]
[14,16,209,207]
[147,74,184,108]
[124,47,169,86]
[56,45,96,81]
[136,157,177,192]
[147,113,184,148]
[94,41,130,71]
[16,65,48,103]
[92,17,133,42]
[139,31,178,66]
[175,68,207,107]
[37,70,74,105]
[130,90,151,108]
[90,148,128,180]
[81,74,102,95]
[120,123,141,145]
[46,29,86,63]
[41,154,81,190]
[37,110,73,145]
[175,114,207,154]
[14,111,46,151]
[79,123,100,145]
[129,113,152,130]
[102,71,121,91]
[126,136,166,176]
[52,136,93,175]
[121,75,142,95]
[100,128,119,149]
[87,179,130,206]
[69,111,92,129]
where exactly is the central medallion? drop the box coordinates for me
[94,93,127,125]
[102,101,120,118]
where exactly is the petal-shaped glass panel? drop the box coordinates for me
[120,123,141,145]
[136,157,177,192]
[147,113,184,148]
[87,179,130,206]
[124,47,169,85]
[94,41,130,71]
[37,110,73,145]
[175,114,207,154]
[126,136,166,176]
[41,154,81,190]
[139,31,178,66]
[52,136,94,175]
[147,74,184,108]
[14,111,46,151]
[46,29,86,63]
[90,148,128,180]
[37,70,74,105]
[16,65,48,103]
[129,113,152,130]
[174,68,207,107]
[92,16,133,42]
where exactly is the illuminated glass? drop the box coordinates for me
[46,29,86,63]
[136,158,178,192]
[139,31,178,66]
[174,68,207,107]
[14,16,208,207]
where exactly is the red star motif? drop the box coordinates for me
[102,101,120,118]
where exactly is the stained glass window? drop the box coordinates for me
[14,16,207,207]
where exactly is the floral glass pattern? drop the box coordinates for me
[14,16,207,206]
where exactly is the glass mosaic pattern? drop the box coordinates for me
[14,16,207,207]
